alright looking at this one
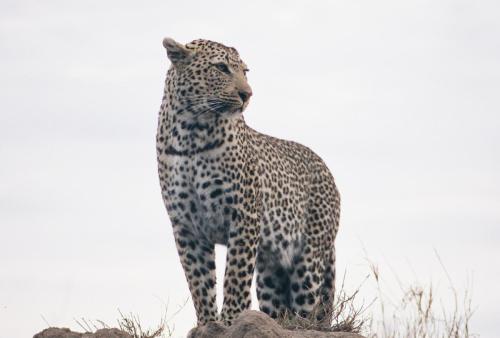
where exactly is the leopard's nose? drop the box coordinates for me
[238,89,252,104]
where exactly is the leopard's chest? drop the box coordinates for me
[161,147,244,244]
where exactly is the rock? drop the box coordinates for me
[33,327,132,338]
[34,328,82,338]
[188,310,366,338]
[89,329,132,338]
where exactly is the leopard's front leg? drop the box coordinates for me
[220,158,261,325]
[220,210,260,325]
[172,223,218,325]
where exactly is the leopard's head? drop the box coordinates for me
[163,38,252,119]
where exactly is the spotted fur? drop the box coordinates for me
[156,38,340,326]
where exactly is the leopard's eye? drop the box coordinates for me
[215,63,231,74]
[243,68,249,75]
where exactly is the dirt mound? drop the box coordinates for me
[33,310,366,338]
[188,310,366,338]
[34,327,132,338]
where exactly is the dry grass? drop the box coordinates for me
[366,251,476,338]
[73,302,187,338]
[115,310,171,338]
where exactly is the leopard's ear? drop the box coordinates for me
[162,37,193,66]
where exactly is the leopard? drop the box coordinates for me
[156,37,341,327]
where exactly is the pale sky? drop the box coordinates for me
[1,1,499,337]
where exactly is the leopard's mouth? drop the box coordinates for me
[225,102,245,114]
[239,100,250,113]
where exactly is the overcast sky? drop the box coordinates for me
[1,1,499,337]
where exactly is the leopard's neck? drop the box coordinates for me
[157,101,247,158]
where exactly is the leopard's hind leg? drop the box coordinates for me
[255,243,292,319]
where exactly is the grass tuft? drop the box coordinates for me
[277,272,371,333]
[73,304,180,338]
[116,310,170,338]
[366,252,476,338]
